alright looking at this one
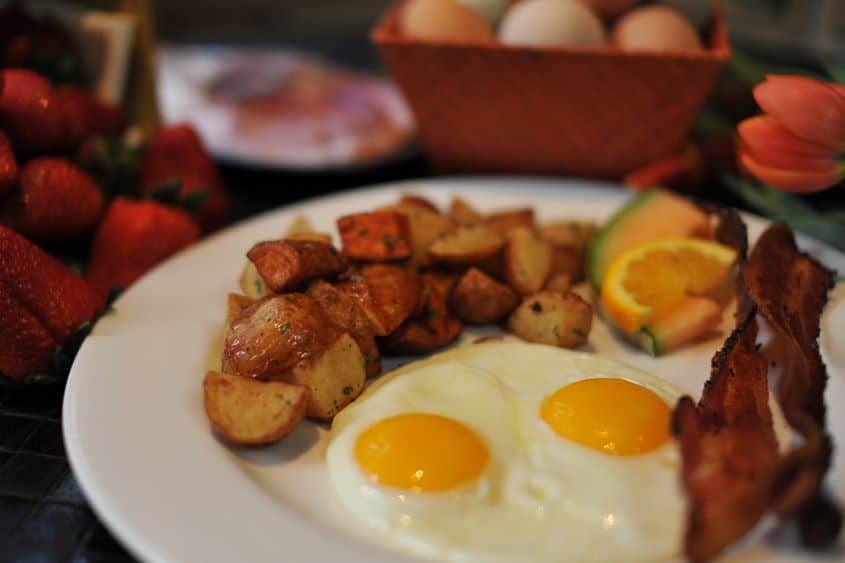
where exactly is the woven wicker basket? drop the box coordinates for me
[372,1,729,179]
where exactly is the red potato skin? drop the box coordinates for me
[337,211,412,262]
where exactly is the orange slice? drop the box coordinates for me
[601,237,737,334]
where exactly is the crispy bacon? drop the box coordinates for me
[743,223,841,545]
[673,308,779,562]
[675,221,840,561]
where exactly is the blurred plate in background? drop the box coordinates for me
[157,44,417,171]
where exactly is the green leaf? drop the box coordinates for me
[729,51,826,86]
[150,179,183,204]
[181,189,211,213]
[723,175,845,252]
[824,63,845,84]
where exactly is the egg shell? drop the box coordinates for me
[613,5,702,52]
[577,0,639,19]
[454,0,508,26]
[659,0,712,29]
[401,0,495,42]
[499,0,607,48]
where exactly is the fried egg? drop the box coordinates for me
[327,339,686,562]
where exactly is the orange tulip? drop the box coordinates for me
[737,75,845,192]
[739,149,844,193]
[753,75,845,150]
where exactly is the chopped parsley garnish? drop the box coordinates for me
[279,322,290,334]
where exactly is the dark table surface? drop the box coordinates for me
[0,153,430,563]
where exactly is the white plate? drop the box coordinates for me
[157,45,417,172]
[64,177,845,563]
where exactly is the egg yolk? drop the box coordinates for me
[541,378,671,455]
[355,413,489,492]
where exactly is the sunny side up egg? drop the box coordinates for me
[327,339,686,562]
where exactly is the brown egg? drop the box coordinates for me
[401,0,495,42]
[613,5,702,52]
[577,0,639,19]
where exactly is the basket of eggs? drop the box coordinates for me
[372,0,729,179]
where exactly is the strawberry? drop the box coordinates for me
[0,283,57,380]
[0,157,105,241]
[140,124,230,231]
[0,68,65,154]
[86,197,202,297]
[0,129,17,194]
[56,86,128,146]
[0,225,104,380]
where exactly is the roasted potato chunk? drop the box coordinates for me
[544,273,573,293]
[449,267,519,324]
[382,317,462,355]
[222,294,340,379]
[203,371,308,446]
[399,193,440,213]
[306,280,381,377]
[428,224,504,266]
[450,196,484,225]
[548,244,586,283]
[225,293,256,339]
[383,275,462,355]
[505,227,552,295]
[422,271,460,304]
[507,291,592,349]
[337,211,412,262]
[240,261,269,299]
[247,239,345,292]
[539,220,598,249]
[541,221,597,283]
[335,264,422,336]
[486,208,534,234]
[277,333,366,421]
[284,215,333,244]
[385,203,455,268]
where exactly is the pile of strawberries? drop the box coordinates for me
[0,63,230,386]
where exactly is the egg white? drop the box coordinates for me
[327,339,687,562]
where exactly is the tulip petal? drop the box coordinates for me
[738,116,837,172]
[754,75,845,150]
[739,150,843,193]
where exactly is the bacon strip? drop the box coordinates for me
[673,308,779,562]
[674,221,841,561]
[743,223,841,546]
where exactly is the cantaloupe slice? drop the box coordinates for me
[587,189,712,290]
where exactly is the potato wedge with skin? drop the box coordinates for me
[548,244,586,283]
[222,293,341,379]
[276,333,365,421]
[306,279,381,377]
[422,271,460,305]
[450,196,484,225]
[284,215,332,243]
[337,211,412,262]
[240,261,269,299]
[505,227,553,295]
[382,275,462,355]
[539,220,598,249]
[399,193,440,213]
[381,316,462,355]
[485,208,534,234]
[450,267,519,324]
[429,224,504,266]
[247,239,345,292]
[225,293,256,339]
[335,264,422,336]
[544,273,573,293]
[203,371,308,446]
[386,203,455,268]
[507,291,592,349]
